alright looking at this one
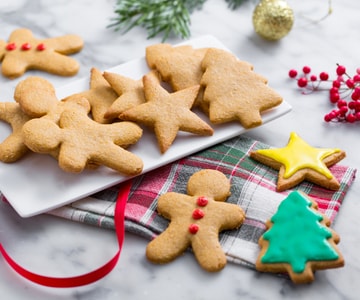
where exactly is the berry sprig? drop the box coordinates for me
[289,64,360,123]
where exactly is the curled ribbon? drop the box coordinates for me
[0,180,131,288]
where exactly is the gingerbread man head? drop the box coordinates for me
[146,169,245,272]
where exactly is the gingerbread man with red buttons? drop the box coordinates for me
[0,28,83,78]
[146,169,245,272]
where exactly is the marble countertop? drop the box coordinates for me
[0,0,359,299]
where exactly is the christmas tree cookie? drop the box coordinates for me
[200,48,283,128]
[256,191,344,284]
[250,132,346,191]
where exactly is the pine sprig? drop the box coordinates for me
[108,0,248,41]
[108,0,206,41]
[226,0,248,10]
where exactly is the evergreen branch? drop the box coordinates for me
[225,0,248,10]
[108,0,206,41]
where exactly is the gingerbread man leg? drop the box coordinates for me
[146,223,191,264]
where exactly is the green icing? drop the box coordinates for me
[261,191,339,273]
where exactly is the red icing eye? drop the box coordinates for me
[36,43,46,51]
[197,196,208,207]
[192,208,205,220]
[188,224,199,234]
[5,42,16,51]
[21,43,31,50]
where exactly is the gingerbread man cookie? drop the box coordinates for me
[0,28,83,78]
[0,102,32,162]
[22,100,143,175]
[146,169,245,272]
[14,76,90,122]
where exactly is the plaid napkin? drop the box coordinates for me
[48,135,357,268]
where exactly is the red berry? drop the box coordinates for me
[288,69,298,78]
[310,75,317,81]
[336,65,346,76]
[353,74,360,82]
[319,72,329,81]
[355,112,360,120]
[324,114,332,122]
[346,113,357,123]
[297,77,308,87]
[337,99,348,108]
[339,106,348,115]
[329,92,340,103]
[332,80,341,88]
[302,66,311,74]
[346,79,355,88]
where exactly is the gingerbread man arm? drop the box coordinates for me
[0,102,31,162]
[45,34,84,54]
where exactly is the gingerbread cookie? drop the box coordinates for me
[146,169,245,272]
[64,68,118,124]
[201,48,283,128]
[146,44,208,107]
[22,100,143,175]
[120,71,214,153]
[0,28,83,78]
[256,191,344,284]
[14,76,90,122]
[0,102,32,162]
[103,71,151,120]
[250,132,346,191]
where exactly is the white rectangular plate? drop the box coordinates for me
[0,35,291,217]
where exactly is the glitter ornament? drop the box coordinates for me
[252,0,294,41]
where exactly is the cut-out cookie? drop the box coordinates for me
[120,72,214,153]
[256,191,344,284]
[250,132,346,191]
[0,28,83,78]
[64,68,118,124]
[22,101,143,175]
[201,48,283,128]
[146,169,245,272]
[103,71,149,120]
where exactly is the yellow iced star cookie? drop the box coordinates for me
[250,132,346,191]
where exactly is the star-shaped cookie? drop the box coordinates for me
[201,48,283,128]
[0,28,83,78]
[64,68,118,123]
[103,71,148,120]
[250,132,346,191]
[120,72,214,153]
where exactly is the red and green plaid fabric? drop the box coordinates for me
[48,134,357,267]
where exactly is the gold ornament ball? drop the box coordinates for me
[253,0,294,41]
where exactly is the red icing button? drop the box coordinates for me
[197,196,208,207]
[5,42,16,51]
[188,224,199,234]
[36,43,46,51]
[192,208,205,220]
[21,43,31,50]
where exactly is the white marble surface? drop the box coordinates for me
[0,0,359,299]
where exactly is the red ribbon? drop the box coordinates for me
[0,180,131,288]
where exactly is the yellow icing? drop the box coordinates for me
[256,132,341,179]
